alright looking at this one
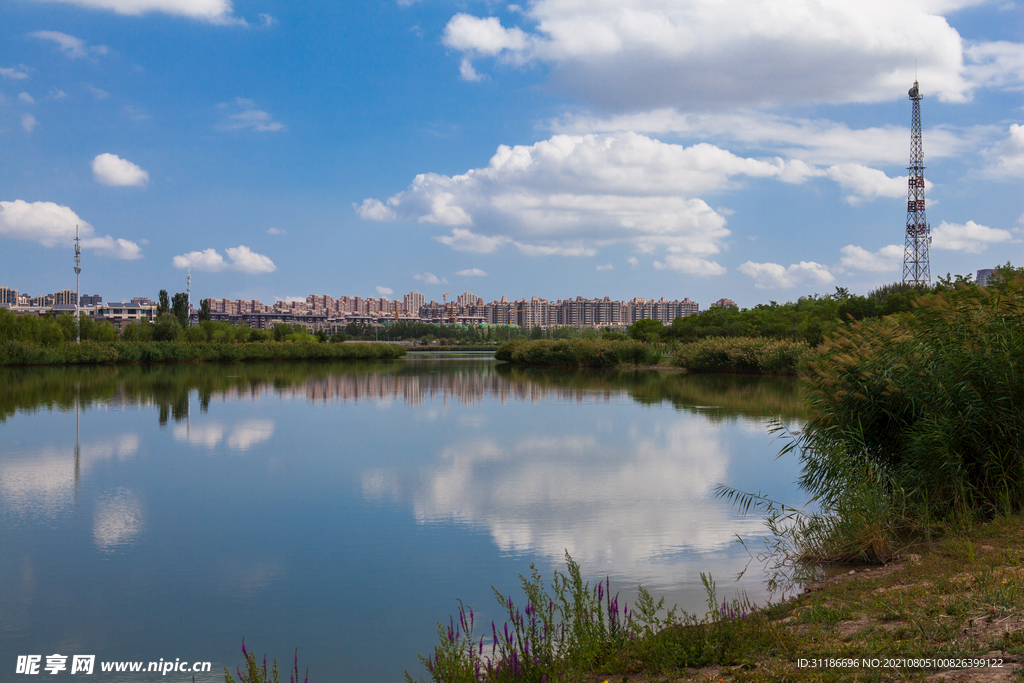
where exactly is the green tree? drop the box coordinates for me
[272,323,292,341]
[55,312,77,342]
[152,313,183,341]
[157,290,170,317]
[199,298,212,322]
[171,292,190,328]
[628,319,664,342]
[92,320,117,342]
[78,313,96,341]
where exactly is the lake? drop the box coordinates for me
[0,357,806,682]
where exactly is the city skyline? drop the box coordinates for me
[1,1,1022,308]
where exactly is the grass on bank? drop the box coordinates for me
[407,521,1024,682]
[671,337,811,375]
[0,339,405,366]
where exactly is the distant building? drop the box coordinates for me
[0,286,17,306]
[131,297,155,306]
[403,291,425,316]
[976,269,999,287]
[80,294,103,306]
[54,289,77,306]
[709,298,738,310]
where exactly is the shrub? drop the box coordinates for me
[495,339,662,367]
[672,337,811,374]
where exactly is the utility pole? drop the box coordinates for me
[903,80,932,286]
[74,224,82,343]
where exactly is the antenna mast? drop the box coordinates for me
[903,80,931,286]
[74,224,82,343]
[185,266,192,324]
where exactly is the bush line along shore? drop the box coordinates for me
[0,340,405,366]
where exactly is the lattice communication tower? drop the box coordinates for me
[903,80,931,286]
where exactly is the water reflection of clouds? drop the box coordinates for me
[0,435,139,518]
[364,418,770,585]
[93,487,145,551]
[172,420,274,452]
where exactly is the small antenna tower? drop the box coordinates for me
[903,80,931,286]
[74,224,82,343]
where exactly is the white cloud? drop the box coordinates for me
[18,92,35,104]
[0,199,143,259]
[440,0,1011,111]
[459,57,485,82]
[825,164,907,204]
[29,30,108,58]
[627,256,638,268]
[0,66,30,80]
[172,245,275,273]
[266,227,286,235]
[354,198,397,221]
[839,244,904,272]
[47,88,67,100]
[456,268,488,276]
[28,0,243,24]
[595,263,613,270]
[739,260,835,289]
[376,286,394,296]
[984,124,1024,177]
[414,272,448,286]
[361,132,819,264]
[964,41,1024,92]
[553,110,994,170]
[216,97,284,132]
[88,85,109,99]
[92,153,149,187]
[931,220,1014,253]
[258,13,277,27]
[225,245,276,273]
[653,254,726,276]
[21,114,39,132]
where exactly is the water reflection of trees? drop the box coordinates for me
[0,359,804,424]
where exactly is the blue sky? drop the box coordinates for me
[1,0,1022,308]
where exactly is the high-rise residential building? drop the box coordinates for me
[54,289,77,306]
[404,291,425,315]
[80,294,103,306]
[456,291,477,307]
[976,269,998,287]
[710,298,737,310]
[0,286,17,306]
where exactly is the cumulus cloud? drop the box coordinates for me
[88,85,109,99]
[359,132,821,264]
[376,286,394,296]
[627,256,639,268]
[29,30,108,59]
[216,98,284,132]
[984,124,1024,177]
[456,268,488,276]
[266,227,286,235]
[354,198,397,221]
[21,114,39,132]
[825,164,907,204]
[171,245,276,273]
[0,199,143,259]
[439,0,1018,111]
[931,220,1014,253]
[653,254,726,276]
[18,92,35,104]
[92,153,149,187]
[0,66,30,80]
[414,272,448,286]
[738,260,834,289]
[552,110,989,167]
[840,244,904,272]
[27,0,244,24]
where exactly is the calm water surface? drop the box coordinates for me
[0,357,806,682]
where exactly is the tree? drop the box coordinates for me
[628,319,664,342]
[171,292,190,328]
[152,313,183,341]
[273,323,292,341]
[78,313,95,341]
[157,290,170,317]
[199,298,212,322]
